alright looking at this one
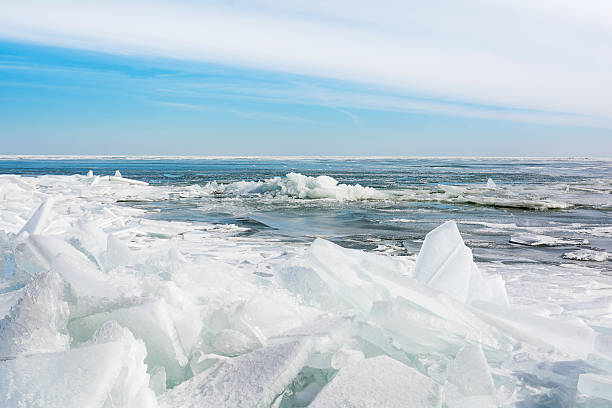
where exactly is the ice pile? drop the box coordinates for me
[0,173,611,407]
[563,249,610,262]
[206,172,388,201]
[510,233,589,247]
[405,182,573,210]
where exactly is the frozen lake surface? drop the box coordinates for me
[0,157,611,407]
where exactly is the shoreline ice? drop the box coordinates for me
[0,173,611,407]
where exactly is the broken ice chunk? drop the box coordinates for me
[85,320,158,407]
[307,238,401,313]
[213,329,258,356]
[159,340,312,408]
[414,221,508,305]
[27,234,92,269]
[414,220,478,303]
[472,301,596,358]
[0,270,69,356]
[69,299,188,386]
[310,355,443,408]
[486,178,497,189]
[368,299,499,355]
[18,198,53,236]
[0,322,157,408]
[149,366,167,396]
[103,234,134,269]
[577,373,612,401]
[109,172,149,185]
[331,346,365,369]
[87,170,94,177]
[562,249,609,262]
[234,295,310,344]
[448,343,495,396]
[50,254,118,298]
[76,218,108,260]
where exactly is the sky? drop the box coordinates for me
[0,0,611,156]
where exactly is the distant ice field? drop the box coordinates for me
[0,157,611,407]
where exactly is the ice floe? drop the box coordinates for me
[563,249,610,262]
[510,233,589,247]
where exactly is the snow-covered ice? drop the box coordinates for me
[159,340,312,408]
[310,355,443,408]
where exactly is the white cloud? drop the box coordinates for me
[1,0,611,124]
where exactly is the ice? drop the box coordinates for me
[159,340,312,408]
[435,184,572,210]
[306,238,385,312]
[310,355,443,408]
[85,320,158,407]
[510,233,589,246]
[414,220,508,305]
[306,237,412,313]
[0,270,69,356]
[563,249,609,261]
[331,346,365,369]
[1,171,611,405]
[472,301,597,358]
[0,321,157,408]
[486,178,497,188]
[70,298,188,385]
[104,233,135,269]
[215,172,388,201]
[76,219,108,260]
[18,198,53,236]
[213,329,258,356]
[87,169,94,177]
[27,234,92,268]
[115,170,122,177]
[368,297,508,355]
[50,254,118,298]
[149,366,167,395]
[228,295,316,345]
[577,373,612,401]
[447,343,495,396]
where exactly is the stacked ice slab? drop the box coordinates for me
[0,173,611,407]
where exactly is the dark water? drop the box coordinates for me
[1,157,610,269]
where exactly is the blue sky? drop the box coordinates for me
[1,0,611,156]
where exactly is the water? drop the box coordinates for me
[1,157,610,268]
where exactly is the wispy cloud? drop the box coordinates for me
[1,0,611,125]
[154,101,313,123]
[155,78,612,129]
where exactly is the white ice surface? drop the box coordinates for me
[159,340,311,408]
[310,355,443,408]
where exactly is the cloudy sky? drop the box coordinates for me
[1,0,610,155]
